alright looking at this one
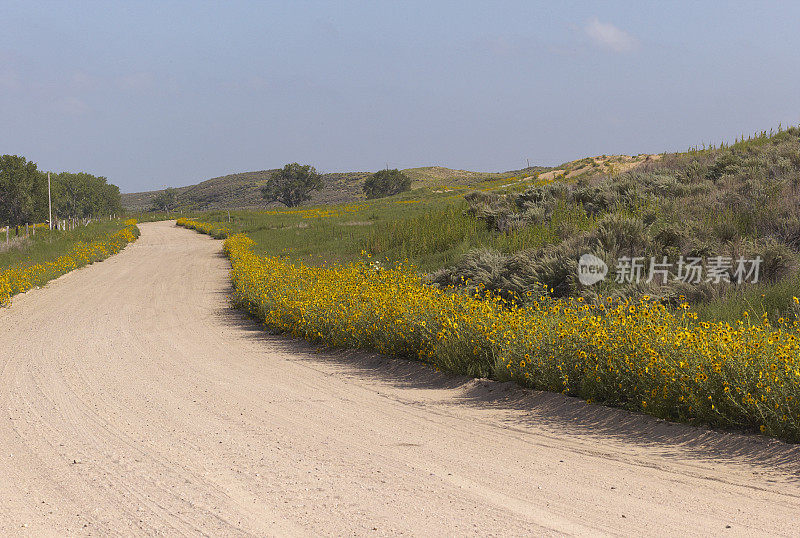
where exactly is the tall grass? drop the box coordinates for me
[179,194,583,273]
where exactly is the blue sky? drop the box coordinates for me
[1,1,799,193]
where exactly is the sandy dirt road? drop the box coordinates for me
[1,220,799,536]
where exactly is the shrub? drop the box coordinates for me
[651,222,688,250]
[592,213,649,255]
[707,151,741,181]
[757,240,797,283]
[682,160,708,183]
[363,169,412,199]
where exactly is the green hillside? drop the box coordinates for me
[121,164,552,211]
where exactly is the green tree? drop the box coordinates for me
[150,188,179,212]
[363,168,412,199]
[53,172,123,218]
[261,163,323,207]
[0,155,41,225]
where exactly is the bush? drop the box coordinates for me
[363,169,412,199]
[707,151,741,181]
[757,240,797,283]
[592,213,649,255]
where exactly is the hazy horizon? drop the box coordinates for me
[2,1,800,193]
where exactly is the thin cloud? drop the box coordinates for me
[117,72,155,92]
[54,95,91,116]
[585,17,637,53]
[70,70,100,91]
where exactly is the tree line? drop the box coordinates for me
[260,163,411,207]
[0,154,123,226]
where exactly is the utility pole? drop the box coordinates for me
[48,172,53,230]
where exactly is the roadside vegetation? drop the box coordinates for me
[179,218,800,442]
[173,125,800,442]
[176,174,550,270]
[0,219,139,307]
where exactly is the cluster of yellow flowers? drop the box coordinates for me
[0,271,10,307]
[0,224,139,308]
[184,219,800,441]
[258,203,367,220]
[176,218,231,239]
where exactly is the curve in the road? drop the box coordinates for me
[1,220,799,536]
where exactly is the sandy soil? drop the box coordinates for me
[533,154,662,182]
[1,220,799,536]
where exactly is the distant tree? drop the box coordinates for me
[151,188,178,212]
[0,155,42,225]
[1,155,123,225]
[54,172,123,218]
[261,163,323,207]
[363,169,412,199]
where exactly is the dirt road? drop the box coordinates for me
[1,221,798,536]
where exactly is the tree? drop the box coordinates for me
[0,155,42,225]
[151,188,178,212]
[54,172,123,218]
[1,155,122,225]
[261,163,323,207]
[362,168,412,199]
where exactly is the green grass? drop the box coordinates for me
[179,182,574,272]
[0,220,132,273]
[696,274,800,324]
[191,189,476,269]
